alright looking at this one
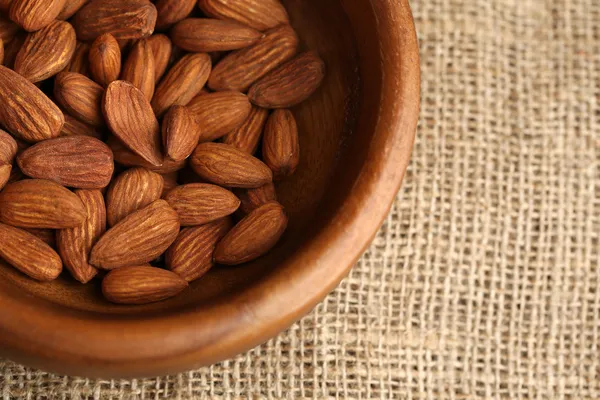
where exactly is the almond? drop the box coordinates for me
[155,0,196,30]
[9,0,66,32]
[214,201,286,265]
[198,0,289,31]
[235,182,277,215]
[88,33,121,87]
[0,129,18,164]
[0,65,64,142]
[57,189,105,283]
[0,179,86,228]
[108,136,185,174]
[17,136,114,188]
[170,18,261,53]
[0,164,11,190]
[190,142,272,188]
[106,167,164,226]
[54,71,104,127]
[102,265,187,305]
[147,34,171,83]
[0,38,4,65]
[120,39,155,101]
[160,171,178,197]
[248,51,325,108]
[59,113,104,140]
[103,80,162,166]
[186,91,251,142]
[0,15,19,44]
[0,223,62,281]
[57,0,88,20]
[74,0,157,41]
[209,24,298,92]
[24,228,56,248]
[262,109,299,180]
[63,41,90,75]
[222,105,268,154]
[162,105,199,162]
[90,199,180,269]
[164,183,239,226]
[166,217,232,282]
[14,20,76,82]
[151,52,211,117]
[2,32,25,69]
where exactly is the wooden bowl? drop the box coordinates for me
[0,0,420,378]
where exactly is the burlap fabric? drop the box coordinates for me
[1,0,599,398]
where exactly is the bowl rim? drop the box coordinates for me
[0,0,420,378]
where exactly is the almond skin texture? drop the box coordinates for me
[190,142,272,188]
[9,0,66,32]
[57,189,105,283]
[170,18,261,53]
[0,129,18,164]
[160,171,178,197]
[164,183,240,226]
[198,0,289,31]
[147,34,171,83]
[209,25,298,92]
[151,53,211,117]
[90,199,180,269]
[57,0,88,20]
[155,0,195,30]
[0,179,86,228]
[103,80,162,167]
[14,20,76,82]
[262,109,299,180]
[0,37,5,65]
[74,0,157,41]
[214,201,287,265]
[0,65,64,142]
[106,167,164,226]
[17,136,114,189]
[162,105,199,162]
[186,91,251,142]
[54,72,104,127]
[24,228,56,248]
[102,265,187,305]
[222,105,269,154]
[59,114,104,140]
[0,164,11,190]
[64,41,90,75]
[108,136,185,173]
[235,182,277,215]
[166,217,232,282]
[2,32,25,69]
[0,223,62,281]
[88,33,121,87]
[120,39,155,101]
[248,51,326,108]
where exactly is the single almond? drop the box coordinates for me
[186,91,251,142]
[0,65,64,142]
[14,20,76,82]
[24,228,56,248]
[9,0,66,32]
[234,182,277,215]
[248,51,325,108]
[162,105,199,162]
[120,39,155,101]
[222,105,269,154]
[0,164,11,190]
[63,41,90,75]
[190,142,272,188]
[166,217,232,282]
[151,52,211,117]
[88,33,121,87]
[103,80,162,166]
[106,167,164,226]
[54,71,104,127]
[108,136,185,174]
[164,183,240,226]
[102,265,187,305]
[0,128,18,165]
[74,0,157,41]
[155,0,196,30]
[170,18,261,53]
[17,136,114,189]
[147,34,172,83]
[0,15,19,44]
[90,199,180,269]
[262,109,299,180]
[160,171,178,197]
[57,189,105,283]
[0,223,62,281]
[214,201,286,265]
[209,25,298,92]
[0,179,86,228]
[59,113,104,140]
[198,0,289,31]
[57,0,88,20]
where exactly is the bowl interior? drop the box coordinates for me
[0,0,368,315]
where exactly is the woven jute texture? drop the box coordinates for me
[1,0,600,398]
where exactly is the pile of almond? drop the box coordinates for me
[0,0,325,305]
